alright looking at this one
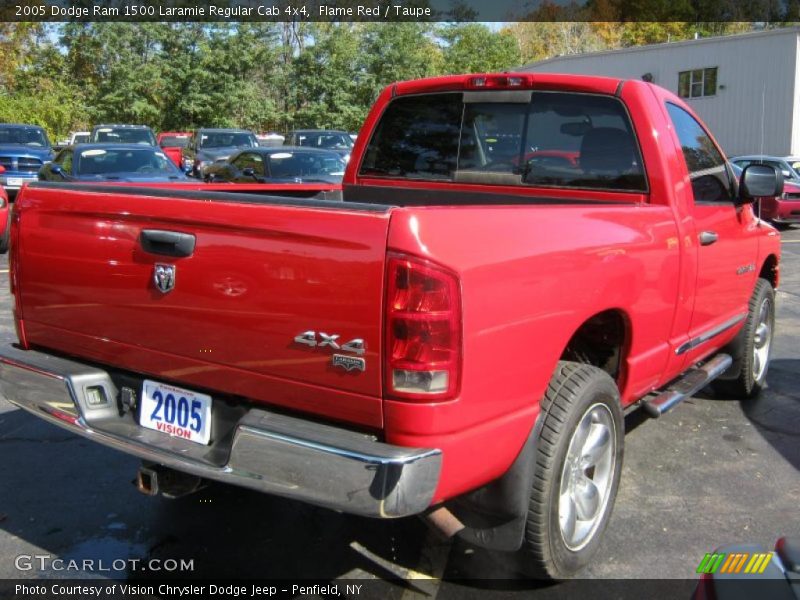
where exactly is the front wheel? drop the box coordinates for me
[715,278,775,399]
[518,361,624,579]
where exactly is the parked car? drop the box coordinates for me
[204,147,346,184]
[181,128,258,178]
[55,132,92,152]
[0,175,9,253]
[38,144,188,183]
[0,123,54,199]
[90,124,157,146]
[731,155,800,184]
[255,132,285,147]
[730,162,800,226]
[69,131,91,145]
[284,129,353,163]
[156,132,191,168]
[767,182,800,226]
[2,73,782,581]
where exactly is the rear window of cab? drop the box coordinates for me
[359,91,647,193]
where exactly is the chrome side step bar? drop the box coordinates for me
[643,354,733,418]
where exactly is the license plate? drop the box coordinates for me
[139,380,211,445]
[7,178,22,187]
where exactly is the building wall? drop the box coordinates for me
[521,30,799,157]
[792,35,800,157]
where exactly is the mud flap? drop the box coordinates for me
[445,421,540,552]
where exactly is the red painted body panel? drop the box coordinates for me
[14,186,388,428]
[643,84,780,373]
[383,203,683,500]
[12,73,782,505]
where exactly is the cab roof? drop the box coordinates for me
[392,73,624,97]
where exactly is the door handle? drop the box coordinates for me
[699,231,719,246]
[140,230,196,257]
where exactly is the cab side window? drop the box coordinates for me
[232,153,265,176]
[231,153,249,170]
[666,103,733,202]
[250,154,266,176]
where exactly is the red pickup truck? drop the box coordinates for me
[156,131,192,168]
[0,73,782,579]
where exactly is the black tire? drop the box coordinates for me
[715,278,775,399]
[518,361,624,579]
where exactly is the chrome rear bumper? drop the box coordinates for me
[0,344,441,518]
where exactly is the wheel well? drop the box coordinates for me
[561,310,628,382]
[759,255,778,288]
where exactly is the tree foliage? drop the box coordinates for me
[507,21,759,64]
[0,21,765,140]
[439,23,521,74]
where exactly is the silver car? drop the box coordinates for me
[730,154,800,183]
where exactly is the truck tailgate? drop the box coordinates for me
[13,184,391,428]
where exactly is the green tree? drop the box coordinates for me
[61,23,167,127]
[0,22,44,93]
[359,23,443,104]
[507,22,609,64]
[0,24,86,139]
[439,23,521,74]
[291,23,366,130]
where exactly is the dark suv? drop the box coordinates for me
[285,129,353,163]
[181,128,258,178]
[90,124,157,146]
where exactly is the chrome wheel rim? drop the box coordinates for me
[752,298,773,382]
[559,403,616,551]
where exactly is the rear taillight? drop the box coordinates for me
[384,253,461,401]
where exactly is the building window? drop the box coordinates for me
[678,67,717,98]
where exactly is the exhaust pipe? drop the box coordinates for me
[424,506,465,539]
[136,465,159,496]
[136,464,206,499]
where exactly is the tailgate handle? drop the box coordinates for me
[140,230,196,257]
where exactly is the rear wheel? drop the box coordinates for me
[518,361,623,579]
[715,278,775,399]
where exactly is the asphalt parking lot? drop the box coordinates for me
[0,224,798,597]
